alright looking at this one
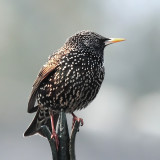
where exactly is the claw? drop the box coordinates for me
[72,113,84,129]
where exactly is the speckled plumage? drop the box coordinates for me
[37,49,105,113]
[24,31,124,137]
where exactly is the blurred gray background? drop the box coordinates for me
[1,0,160,159]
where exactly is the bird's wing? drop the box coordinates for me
[27,53,65,113]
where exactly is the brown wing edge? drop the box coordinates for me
[27,65,59,113]
[27,51,68,113]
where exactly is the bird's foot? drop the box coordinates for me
[51,131,59,151]
[72,113,84,129]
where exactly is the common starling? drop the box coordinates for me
[24,31,125,149]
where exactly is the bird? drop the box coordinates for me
[24,30,125,149]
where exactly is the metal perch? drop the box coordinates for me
[39,110,81,160]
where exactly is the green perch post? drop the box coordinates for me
[39,109,81,160]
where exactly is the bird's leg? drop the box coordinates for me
[49,109,59,150]
[71,112,84,129]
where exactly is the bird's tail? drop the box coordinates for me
[24,107,59,137]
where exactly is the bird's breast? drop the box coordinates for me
[37,52,105,112]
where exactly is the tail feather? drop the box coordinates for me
[24,108,59,137]
[24,109,41,136]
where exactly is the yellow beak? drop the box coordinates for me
[105,38,125,45]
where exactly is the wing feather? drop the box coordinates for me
[27,52,65,113]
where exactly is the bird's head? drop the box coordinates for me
[65,30,125,53]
